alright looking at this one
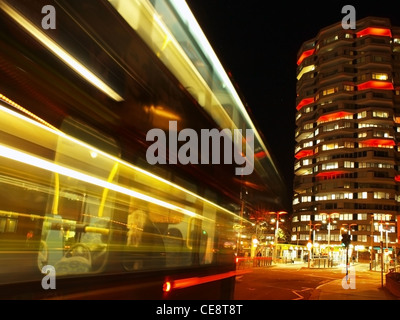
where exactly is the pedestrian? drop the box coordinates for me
[256,251,262,266]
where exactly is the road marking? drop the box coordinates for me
[292,288,313,300]
[292,290,304,300]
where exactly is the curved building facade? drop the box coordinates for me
[292,17,399,258]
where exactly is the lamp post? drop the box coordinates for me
[321,213,339,246]
[308,221,321,260]
[272,211,287,263]
[307,241,312,268]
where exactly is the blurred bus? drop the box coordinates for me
[0,0,286,299]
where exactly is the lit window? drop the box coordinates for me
[322,143,338,151]
[340,213,354,221]
[374,131,390,138]
[344,161,354,168]
[358,192,368,199]
[357,111,367,119]
[373,213,391,221]
[304,123,313,130]
[322,162,338,170]
[373,111,389,118]
[359,123,378,128]
[304,106,313,113]
[372,73,388,80]
[357,213,368,220]
[374,192,390,199]
[322,87,339,96]
[301,215,311,222]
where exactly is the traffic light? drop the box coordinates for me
[341,234,351,247]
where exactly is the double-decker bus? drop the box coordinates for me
[0,0,287,299]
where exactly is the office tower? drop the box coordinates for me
[293,17,399,260]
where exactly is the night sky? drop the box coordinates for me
[187,0,400,202]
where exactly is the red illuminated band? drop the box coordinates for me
[163,269,251,292]
[297,49,315,65]
[295,149,314,160]
[356,27,392,38]
[357,81,394,91]
[296,97,314,111]
[316,171,346,178]
[360,139,395,147]
[255,150,266,159]
[317,111,353,123]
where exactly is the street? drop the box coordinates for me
[234,262,399,300]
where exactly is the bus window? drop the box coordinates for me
[38,117,120,276]
[122,198,166,271]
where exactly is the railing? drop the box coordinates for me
[309,258,335,268]
[236,257,272,269]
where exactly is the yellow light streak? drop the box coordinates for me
[0,144,207,221]
[98,162,119,217]
[0,93,59,131]
[0,103,243,222]
[0,1,124,102]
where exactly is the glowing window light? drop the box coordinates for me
[296,97,315,111]
[0,2,124,102]
[357,81,394,91]
[356,27,392,38]
[297,49,315,65]
[372,73,388,81]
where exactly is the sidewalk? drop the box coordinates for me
[308,263,400,300]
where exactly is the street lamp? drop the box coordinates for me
[307,241,312,268]
[308,221,321,259]
[272,211,287,263]
[321,213,339,246]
